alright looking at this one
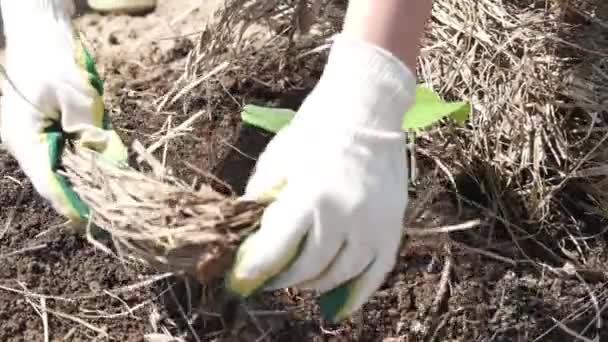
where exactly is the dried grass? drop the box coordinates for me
[61,0,608,281]
[414,0,608,252]
[62,147,266,283]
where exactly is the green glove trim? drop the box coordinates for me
[75,34,104,97]
[318,281,353,322]
[38,28,126,224]
[44,124,90,222]
[317,258,374,322]
[73,30,114,131]
[240,85,471,134]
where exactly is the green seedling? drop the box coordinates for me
[240,84,471,134]
[402,85,470,131]
[240,106,297,134]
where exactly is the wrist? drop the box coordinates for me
[341,0,432,73]
[301,34,416,132]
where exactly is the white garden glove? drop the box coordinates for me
[0,0,128,224]
[226,34,417,322]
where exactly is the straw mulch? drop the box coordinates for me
[61,0,608,281]
[414,0,608,261]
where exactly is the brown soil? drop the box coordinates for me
[1,1,607,341]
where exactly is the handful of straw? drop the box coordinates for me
[60,143,268,283]
[60,142,481,286]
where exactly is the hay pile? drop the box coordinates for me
[62,0,608,281]
[414,0,608,257]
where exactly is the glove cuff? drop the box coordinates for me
[300,33,417,132]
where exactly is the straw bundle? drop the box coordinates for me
[61,146,267,282]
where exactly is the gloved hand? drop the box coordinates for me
[226,34,417,322]
[0,0,128,224]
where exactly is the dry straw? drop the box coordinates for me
[60,0,608,281]
[61,144,267,283]
[415,0,607,240]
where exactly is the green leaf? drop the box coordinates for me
[241,104,296,133]
[240,86,471,134]
[402,86,471,131]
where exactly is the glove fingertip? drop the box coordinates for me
[226,180,312,297]
[225,234,265,298]
[225,229,308,298]
[50,172,90,222]
[243,170,288,203]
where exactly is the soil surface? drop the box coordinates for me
[1,1,607,341]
